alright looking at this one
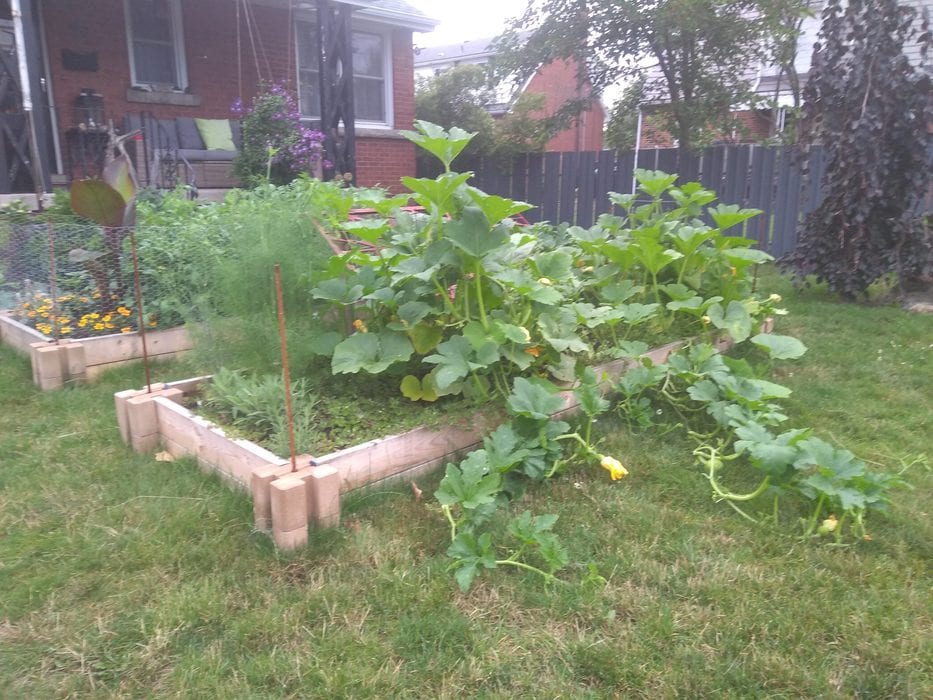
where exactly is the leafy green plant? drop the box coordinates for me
[615,332,908,541]
[203,368,320,457]
[436,375,618,591]
[309,125,774,405]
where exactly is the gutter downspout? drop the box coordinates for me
[11,0,45,208]
[631,106,643,194]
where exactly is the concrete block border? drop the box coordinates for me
[113,321,772,552]
[0,313,192,389]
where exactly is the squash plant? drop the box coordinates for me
[309,123,773,402]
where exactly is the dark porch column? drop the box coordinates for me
[316,0,356,184]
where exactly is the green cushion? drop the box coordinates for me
[195,118,236,151]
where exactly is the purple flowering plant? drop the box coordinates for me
[232,84,326,186]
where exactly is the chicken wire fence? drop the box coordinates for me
[0,220,203,344]
[1,210,329,381]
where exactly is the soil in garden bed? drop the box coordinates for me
[196,360,487,458]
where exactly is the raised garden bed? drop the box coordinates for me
[113,328,767,551]
[0,312,192,390]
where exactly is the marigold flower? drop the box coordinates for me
[93,322,105,331]
[117,306,131,316]
[600,455,628,481]
[352,319,368,333]
[121,327,133,334]
[60,327,72,335]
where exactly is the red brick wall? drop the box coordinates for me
[523,59,604,152]
[638,107,776,147]
[42,0,417,187]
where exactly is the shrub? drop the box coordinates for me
[232,85,326,186]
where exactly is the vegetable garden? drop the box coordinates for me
[0,123,910,591]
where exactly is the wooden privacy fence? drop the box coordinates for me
[461,145,828,257]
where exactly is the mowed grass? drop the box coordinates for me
[1,271,930,698]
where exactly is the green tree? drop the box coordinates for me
[782,0,932,299]
[495,0,810,150]
[415,64,497,168]
[415,64,559,167]
[604,77,644,151]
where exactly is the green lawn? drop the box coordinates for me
[1,272,930,698]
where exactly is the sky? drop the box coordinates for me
[405,0,530,48]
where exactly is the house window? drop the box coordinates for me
[124,0,187,89]
[296,20,392,125]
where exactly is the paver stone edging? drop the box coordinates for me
[0,313,191,390]
[113,320,773,550]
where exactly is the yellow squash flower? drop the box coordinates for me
[600,455,629,481]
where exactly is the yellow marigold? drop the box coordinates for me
[117,306,131,316]
[57,316,69,324]
[121,326,133,334]
[78,319,88,327]
[60,327,72,335]
[104,323,115,329]
[93,322,105,331]
[88,312,100,320]
[103,314,112,323]
[599,455,628,481]
[92,292,101,299]
[27,311,36,318]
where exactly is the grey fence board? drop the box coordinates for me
[455,144,894,257]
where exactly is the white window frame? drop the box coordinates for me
[294,16,394,129]
[123,0,188,90]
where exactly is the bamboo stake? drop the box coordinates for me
[46,221,57,344]
[274,264,298,472]
[129,229,152,393]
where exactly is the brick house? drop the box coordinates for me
[415,37,605,152]
[0,0,437,196]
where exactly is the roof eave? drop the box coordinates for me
[354,7,439,32]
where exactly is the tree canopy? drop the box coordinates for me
[495,0,811,149]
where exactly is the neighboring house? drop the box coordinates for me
[414,37,605,152]
[638,0,930,147]
[0,0,437,196]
